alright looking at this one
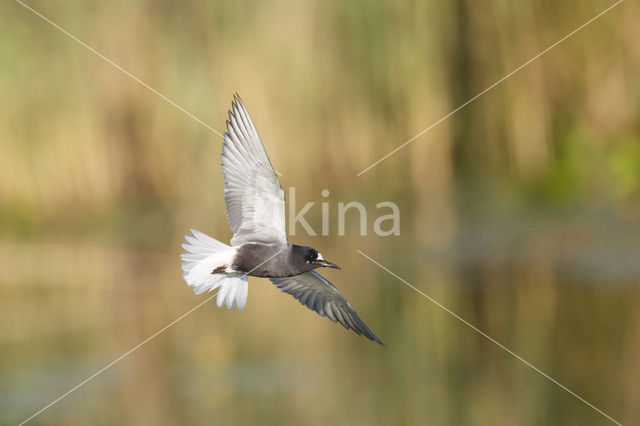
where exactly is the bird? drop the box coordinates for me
[181,94,382,345]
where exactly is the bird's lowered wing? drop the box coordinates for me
[221,95,286,246]
[270,271,383,344]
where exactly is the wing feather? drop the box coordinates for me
[221,95,286,246]
[270,271,383,344]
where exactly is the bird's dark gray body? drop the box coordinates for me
[232,243,335,278]
[233,243,296,277]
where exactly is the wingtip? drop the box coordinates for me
[226,100,244,134]
[227,98,238,124]
[350,311,384,345]
[372,335,385,346]
[231,93,244,112]
[231,94,248,116]
[362,328,384,346]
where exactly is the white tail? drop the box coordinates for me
[181,229,248,310]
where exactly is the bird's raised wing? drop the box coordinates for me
[221,95,286,246]
[270,271,383,344]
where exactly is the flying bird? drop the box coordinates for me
[181,95,382,344]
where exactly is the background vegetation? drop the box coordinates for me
[1,0,638,424]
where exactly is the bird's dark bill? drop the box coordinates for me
[313,259,341,269]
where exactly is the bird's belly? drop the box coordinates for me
[237,259,293,278]
[232,243,291,278]
[246,269,298,278]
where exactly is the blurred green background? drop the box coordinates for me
[1,0,639,424]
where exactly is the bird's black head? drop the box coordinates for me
[292,245,341,273]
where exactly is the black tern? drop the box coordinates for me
[181,95,382,344]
